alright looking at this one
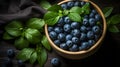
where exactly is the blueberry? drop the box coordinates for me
[86,27,92,31]
[89,18,96,26]
[80,33,87,41]
[51,58,61,67]
[60,43,68,50]
[48,26,53,32]
[74,1,80,6]
[87,31,94,39]
[66,40,73,47]
[54,27,63,33]
[79,42,89,50]
[71,29,80,37]
[58,33,65,41]
[84,15,89,18]
[49,31,57,40]
[91,9,97,14]
[7,49,15,58]
[72,37,79,44]
[54,40,61,46]
[80,1,85,6]
[67,1,74,8]
[71,22,80,29]
[94,34,100,41]
[66,34,72,41]
[64,16,71,24]
[95,14,101,21]
[89,12,95,18]
[92,25,100,34]
[80,25,87,32]
[57,17,64,26]
[17,60,25,67]
[88,40,95,47]
[69,44,78,51]
[3,58,12,66]
[63,24,71,33]
[83,18,89,26]
[61,3,67,9]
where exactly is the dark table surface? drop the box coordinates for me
[0,0,120,67]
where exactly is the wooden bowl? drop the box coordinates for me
[45,0,107,59]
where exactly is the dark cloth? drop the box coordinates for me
[0,0,47,22]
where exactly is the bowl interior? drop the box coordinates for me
[45,0,106,55]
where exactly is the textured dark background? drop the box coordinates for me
[0,0,120,67]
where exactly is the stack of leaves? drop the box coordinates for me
[3,18,51,67]
[102,7,120,33]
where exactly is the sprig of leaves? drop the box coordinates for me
[44,3,90,25]
[103,7,120,33]
[3,18,51,67]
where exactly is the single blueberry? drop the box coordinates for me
[64,16,71,24]
[89,18,96,26]
[69,44,78,51]
[61,3,67,9]
[72,37,79,44]
[71,29,80,37]
[3,58,12,66]
[58,33,65,41]
[89,12,95,18]
[57,17,64,26]
[48,26,53,32]
[88,40,95,47]
[54,40,61,46]
[71,22,80,29]
[87,31,94,39]
[80,1,85,6]
[79,42,89,50]
[63,24,71,33]
[60,43,68,50]
[74,1,81,6]
[66,34,72,41]
[51,58,61,67]
[66,40,73,47]
[84,15,89,18]
[80,33,87,41]
[92,25,100,34]
[80,25,87,32]
[95,14,101,21]
[54,27,63,33]
[94,34,100,41]
[7,49,15,58]
[83,18,89,26]
[49,31,57,40]
[17,60,25,67]
[91,9,97,14]
[67,1,74,8]
[86,27,92,31]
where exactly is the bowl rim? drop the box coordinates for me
[45,0,107,55]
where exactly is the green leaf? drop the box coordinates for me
[108,25,119,33]
[82,2,90,14]
[14,37,29,49]
[5,21,23,37]
[44,11,60,25]
[27,18,45,29]
[37,47,47,67]
[41,36,51,51]
[30,51,37,64]
[40,0,51,10]
[3,32,14,40]
[70,6,83,14]
[68,13,81,22]
[47,4,63,12]
[17,48,34,62]
[102,7,113,18]
[25,28,41,44]
[109,14,120,24]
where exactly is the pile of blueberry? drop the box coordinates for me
[48,1,102,51]
[1,49,25,67]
